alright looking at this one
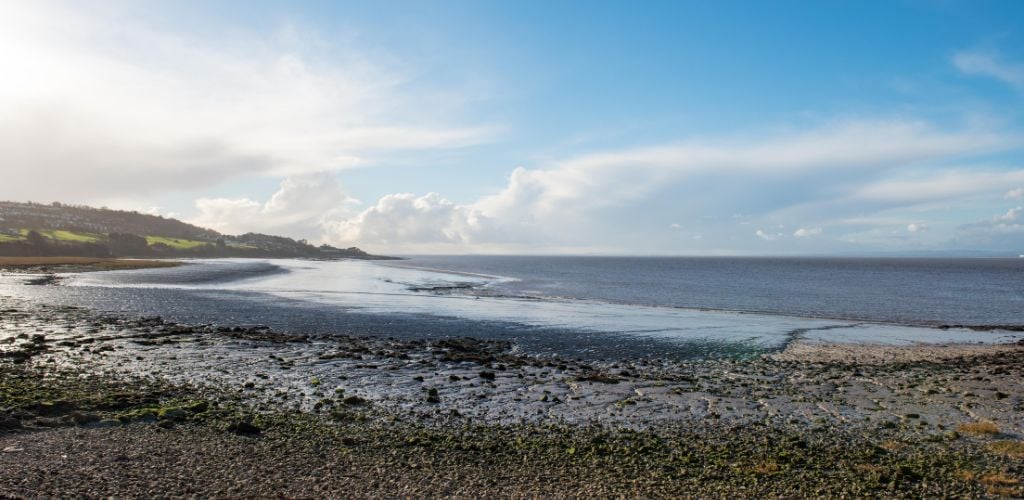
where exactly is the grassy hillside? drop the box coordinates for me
[18,229,103,243]
[144,236,211,250]
[0,201,392,260]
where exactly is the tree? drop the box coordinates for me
[108,233,149,256]
[24,231,50,256]
[25,230,47,247]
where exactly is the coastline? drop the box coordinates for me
[2,287,1023,496]
[0,257,182,274]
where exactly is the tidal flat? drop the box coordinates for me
[1,291,1023,497]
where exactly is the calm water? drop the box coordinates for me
[2,256,1021,360]
[390,256,1024,326]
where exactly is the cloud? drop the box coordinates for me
[0,2,494,203]
[953,206,1024,250]
[953,50,1024,89]
[472,120,1010,224]
[845,169,1024,205]
[309,118,1020,253]
[191,173,357,239]
[999,206,1023,222]
[906,223,926,233]
[322,192,508,252]
[1006,188,1024,200]
[793,227,822,238]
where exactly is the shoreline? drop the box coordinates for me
[1,288,1023,495]
[0,256,182,274]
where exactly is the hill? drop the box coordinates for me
[0,201,394,260]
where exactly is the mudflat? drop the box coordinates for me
[1,293,1022,497]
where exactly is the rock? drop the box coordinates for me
[186,400,210,413]
[33,417,64,428]
[0,415,22,431]
[70,411,100,425]
[35,400,76,417]
[227,420,261,436]
[157,408,189,421]
[479,371,496,381]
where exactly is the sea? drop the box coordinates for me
[3,256,1023,360]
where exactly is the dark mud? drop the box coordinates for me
[1,293,1023,497]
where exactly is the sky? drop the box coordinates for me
[2,0,1024,255]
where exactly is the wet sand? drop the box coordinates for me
[1,289,1023,496]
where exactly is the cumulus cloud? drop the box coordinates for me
[906,223,926,233]
[191,173,358,239]
[320,192,517,252]
[0,2,494,203]
[793,227,822,238]
[953,50,1024,89]
[1006,188,1024,200]
[310,119,1020,253]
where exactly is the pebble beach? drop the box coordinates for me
[1,265,1023,496]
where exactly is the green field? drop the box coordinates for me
[144,236,211,250]
[226,241,259,250]
[0,230,215,250]
[4,229,103,243]
[16,228,101,243]
[27,229,103,243]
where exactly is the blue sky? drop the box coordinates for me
[1,0,1023,254]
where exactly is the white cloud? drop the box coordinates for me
[793,227,822,238]
[999,206,1023,222]
[954,206,1024,249]
[191,173,357,239]
[849,169,1024,204]
[953,50,1024,89]
[322,192,509,252]
[669,223,681,229]
[309,119,1020,253]
[1006,187,1024,200]
[0,2,494,203]
[906,223,926,233]
[471,121,1009,224]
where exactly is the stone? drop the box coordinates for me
[227,420,261,436]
